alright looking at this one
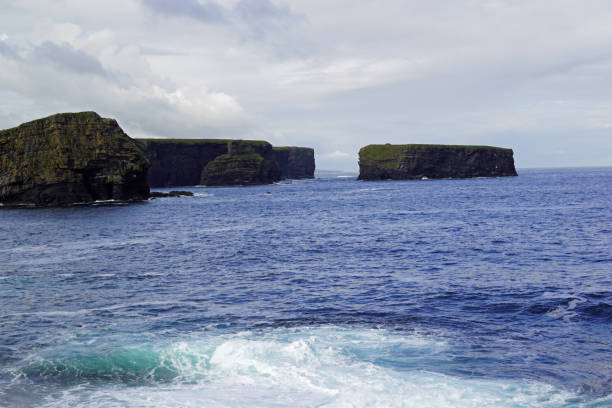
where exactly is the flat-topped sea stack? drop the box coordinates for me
[0,112,150,206]
[358,144,517,181]
[273,147,315,179]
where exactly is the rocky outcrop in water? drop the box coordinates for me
[200,140,281,186]
[358,144,517,180]
[149,190,194,198]
[273,147,315,179]
[0,112,150,206]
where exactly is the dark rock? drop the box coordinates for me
[273,147,315,179]
[149,190,194,198]
[200,140,281,186]
[0,112,150,206]
[358,144,517,181]
[136,139,291,187]
[135,139,229,187]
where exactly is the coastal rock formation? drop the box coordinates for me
[358,144,517,181]
[201,140,281,186]
[137,139,302,187]
[273,147,315,179]
[0,112,150,206]
[136,139,229,187]
[149,190,194,198]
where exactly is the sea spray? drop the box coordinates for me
[15,327,606,408]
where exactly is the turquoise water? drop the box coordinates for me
[1,168,611,407]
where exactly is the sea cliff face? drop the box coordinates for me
[273,147,315,179]
[358,144,517,181]
[0,112,150,206]
[201,140,281,186]
[136,139,229,187]
[138,139,311,187]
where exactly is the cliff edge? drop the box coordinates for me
[0,112,150,206]
[358,144,517,181]
[273,147,315,179]
[201,140,281,186]
[137,139,313,187]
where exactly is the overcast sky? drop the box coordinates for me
[1,0,612,170]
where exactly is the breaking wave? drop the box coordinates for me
[15,327,609,407]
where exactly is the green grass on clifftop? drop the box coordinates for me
[272,146,314,151]
[136,138,270,146]
[359,144,512,169]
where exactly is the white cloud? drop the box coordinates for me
[1,0,612,169]
[323,151,351,159]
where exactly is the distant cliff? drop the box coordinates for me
[136,139,229,187]
[358,144,517,180]
[137,139,314,187]
[137,139,282,187]
[201,140,281,186]
[273,147,315,179]
[0,112,150,206]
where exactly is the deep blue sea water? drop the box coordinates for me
[1,168,611,407]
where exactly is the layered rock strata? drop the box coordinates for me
[200,140,281,186]
[358,144,517,180]
[136,139,229,187]
[273,147,315,179]
[138,139,313,187]
[0,112,150,206]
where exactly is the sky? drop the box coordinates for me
[1,0,612,171]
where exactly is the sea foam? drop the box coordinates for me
[29,326,606,408]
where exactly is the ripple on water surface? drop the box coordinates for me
[0,169,611,407]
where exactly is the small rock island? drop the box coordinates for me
[358,144,517,180]
[0,112,150,206]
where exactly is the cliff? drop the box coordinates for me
[137,139,311,187]
[0,112,150,206]
[201,140,281,186]
[136,139,229,187]
[358,144,517,180]
[273,147,315,179]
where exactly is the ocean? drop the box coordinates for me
[1,168,611,407]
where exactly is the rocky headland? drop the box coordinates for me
[200,140,281,186]
[136,139,231,187]
[0,111,317,206]
[0,112,150,206]
[137,139,315,187]
[273,147,315,179]
[358,144,517,180]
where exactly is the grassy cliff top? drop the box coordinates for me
[136,138,270,146]
[1,111,104,134]
[360,144,512,161]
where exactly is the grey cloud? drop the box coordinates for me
[141,0,225,23]
[233,0,297,21]
[139,46,188,56]
[34,41,108,77]
[0,41,20,60]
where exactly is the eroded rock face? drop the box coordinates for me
[0,112,150,206]
[273,147,315,179]
[358,144,517,181]
[136,140,229,187]
[200,140,281,186]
